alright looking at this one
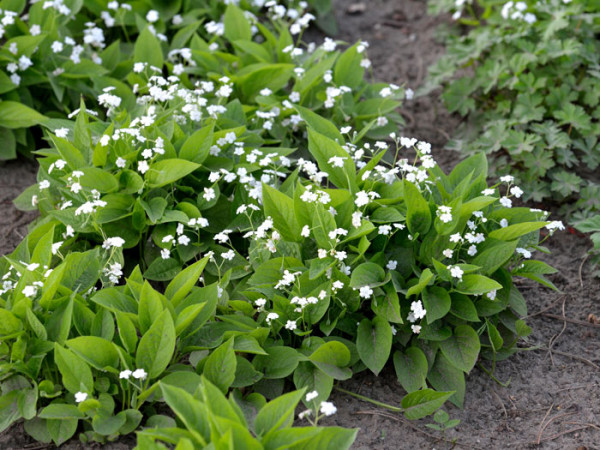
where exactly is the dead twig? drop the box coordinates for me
[525,297,562,319]
[535,403,554,444]
[536,411,576,445]
[548,349,600,370]
[542,313,600,329]
[547,297,567,367]
[539,424,596,443]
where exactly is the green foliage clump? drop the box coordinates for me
[425,0,600,219]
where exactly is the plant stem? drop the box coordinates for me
[335,386,403,412]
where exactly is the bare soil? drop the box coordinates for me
[1,1,599,448]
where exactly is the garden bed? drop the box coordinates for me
[1,0,598,448]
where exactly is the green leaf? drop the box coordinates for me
[139,281,165,334]
[203,339,237,394]
[253,346,299,379]
[427,353,466,408]
[160,383,209,445]
[307,128,357,192]
[439,325,481,373]
[393,347,428,393]
[349,262,385,288]
[0,101,47,129]
[78,167,118,193]
[179,125,214,164]
[146,159,200,188]
[295,105,343,143]
[404,181,432,236]
[356,317,392,376]
[134,27,163,68]
[0,309,22,337]
[165,257,208,308]
[262,184,300,241]
[47,417,78,446]
[293,363,333,407]
[401,389,454,420]
[54,344,94,394]
[422,286,451,324]
[66,336,119,371]
[455,274,502,295]
[471,239,518,275]
[308,341,352,380]
[406,268,434,298]
[39,404,84,420]
[136,310,176,379]
[255,389,305,437]
[224,4,252,41]
[333,42,365,89]
[488,222,549,241]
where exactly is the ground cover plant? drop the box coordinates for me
[0,0,343,159]
[0,1,567,448]
[424,0,600,220]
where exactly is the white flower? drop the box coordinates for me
[55,127,69,138]
[359,286,373,298]
[306,390,319,402]
[265,312,279,324]
[500,218,509,228]
[285,320,297,331]
[482,188,495,196]
[132,369,147,380]
[51,41,64,53]
[301,225,310,238]
[352,211,362,228]
[499,197,512,208]
[328,156,346,168]
[449,233,462,243]
[500,175,514,183]
[178,235,190,246]
[320,401,337,416]
[516,247,532,258]
[161,249,171,259]
[203,187,216,202]
[410,300,426,320]
[102,237,125,249]
[146,10,159,23]
[138,161,150,174]
[355,191,370,207]
[449,265,464,280]
[22,285,38,298]
[486,290,497,301]
[119,370,132,379]
[411,324,421,334]
[75,392,88,403]
[70,182,82,194]
[379,225,392,235]
[442,249,453,258]
[115,157,126,168]
[39,180,50,190]
[386,260,398,270]
[467,245,477,256]
[510,186,523,198]
[221,250,235,261]
[546,221,565,232]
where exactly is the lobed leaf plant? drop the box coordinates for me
[0,0,368,159]
[424,0,600,220]
[0,60,562,444]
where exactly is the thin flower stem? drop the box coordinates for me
[334,386,403,412]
